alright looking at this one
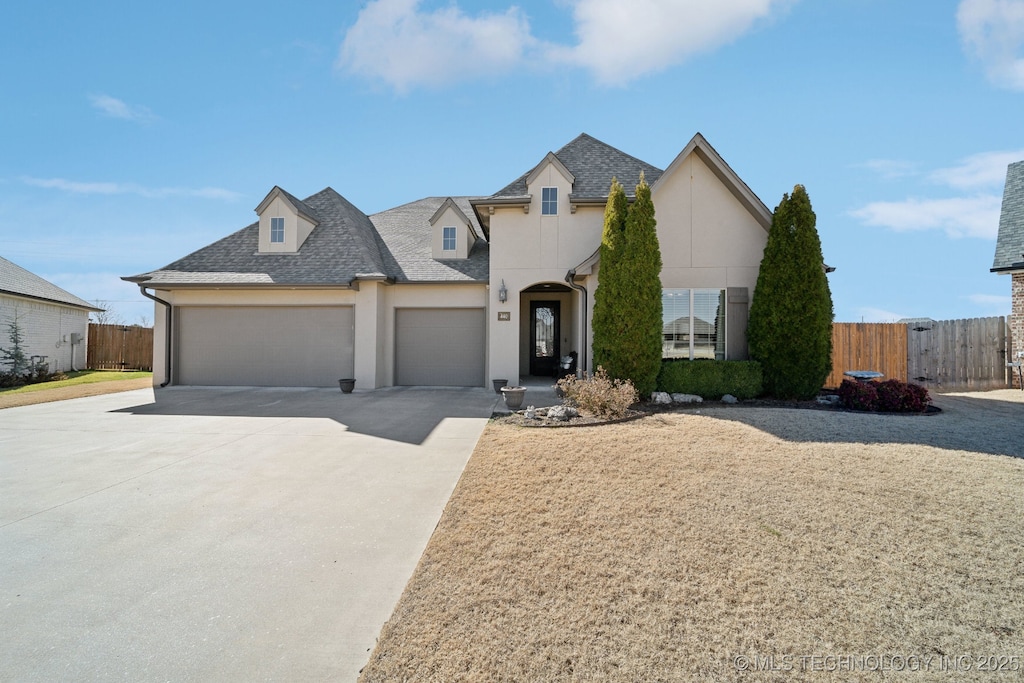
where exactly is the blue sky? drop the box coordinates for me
[3,0,1022,325]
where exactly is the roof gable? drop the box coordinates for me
[993,160,1024,272]
[0,256,99,310]
[255,186,320,225]
[653,132,772,231]
[490,133,663,201]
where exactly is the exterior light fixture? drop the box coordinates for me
[498,280,508,303]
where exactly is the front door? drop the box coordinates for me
[529,301,560,377]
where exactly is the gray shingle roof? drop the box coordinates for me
[126,188,390,286]
[370,197,489,282]
[0,256,98,310]
[492,133,664,200]
[993,160,1024,271]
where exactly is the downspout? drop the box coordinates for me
[137,285,172,387]
[565,269,588,375]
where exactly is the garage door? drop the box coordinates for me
[175,306,354,387]
[395,308,485,386]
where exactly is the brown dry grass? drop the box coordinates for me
[0,377,152,409]
[361,391,1024,682]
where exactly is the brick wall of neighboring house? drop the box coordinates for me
[1013,272,1024,389]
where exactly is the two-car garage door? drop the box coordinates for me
[175,306,354,387]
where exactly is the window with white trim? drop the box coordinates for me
[662,289,726,360]
[270,217,285,243]
[542,187,558,215]
[442,226,457,251]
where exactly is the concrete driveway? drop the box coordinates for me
[0,385,497,681]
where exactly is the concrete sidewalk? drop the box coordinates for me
[0,386,495,682]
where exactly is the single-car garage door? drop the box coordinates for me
[175,306,354,387]
[395,308,485,386]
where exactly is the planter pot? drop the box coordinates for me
[500,386,527,410]
[492,378,509,394]
[338,378,356,394]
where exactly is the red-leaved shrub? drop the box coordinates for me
[838,379,931,413]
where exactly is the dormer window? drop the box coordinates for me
[270,217,285,243]
[542,187,558,215]
[442,226,457,252]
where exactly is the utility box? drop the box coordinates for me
[70,332,83,344]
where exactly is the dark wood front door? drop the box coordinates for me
[529,301,560,377]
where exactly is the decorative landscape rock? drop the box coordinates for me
[651,392,673,405]
[524,406,537,419]
[817,394,841,405]
[721,394,738,404]
[546,405,579,421]
[671,393,703,404]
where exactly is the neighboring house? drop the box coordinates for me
[992,160,1024,386]
[0,256,99,374]
[124,133,772,389]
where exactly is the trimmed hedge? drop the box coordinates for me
[656,360,763,400]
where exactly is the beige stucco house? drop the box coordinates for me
[125,133,771,389]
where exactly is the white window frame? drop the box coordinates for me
[661,288,727,360]
[270,217,285,243]
[541,187,558,215]
[442,226,457,252]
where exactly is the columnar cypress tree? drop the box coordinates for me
[747,185,833,399]
[591,178,628,374]
[617,173,662,396]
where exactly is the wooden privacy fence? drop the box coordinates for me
[87,324,153,371]
[906,317,1009,391]
[826,323,907,389]
[826,317,1010,392]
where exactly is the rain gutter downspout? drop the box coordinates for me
[565,269,588,375]
[137,285,172,387]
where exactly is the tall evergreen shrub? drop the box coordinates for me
[591,178,628,374]
[591,174,663,397]
[747,185,833,399]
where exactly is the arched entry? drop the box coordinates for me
[520,282,573,378]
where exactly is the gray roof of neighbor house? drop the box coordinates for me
[0,256,99,310]
[993,160,1024,272]
[370,197,488,282]
[125,190,489,287]
[490,133,664,201]
[125,188,392,286]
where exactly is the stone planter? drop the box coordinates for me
[492,378,509,394]
[500,386,527,410]
[338,378,356,394]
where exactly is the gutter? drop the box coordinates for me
[136,284,173,388]
[565,269,588,375]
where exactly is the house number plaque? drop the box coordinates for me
[497,312,511,321]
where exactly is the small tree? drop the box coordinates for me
[747,185,833,399]
[591,178,629,374]
[0,310,30,377]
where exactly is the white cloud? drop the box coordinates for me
[850,195,1002,239]
[338,0,536,92]
[89,94,156,122]
[928,148,1024,189]
[337,0,791,90]
[856,307,909,323]
[552,0,787,85]
[23,177,241,201]
[958,0,1024,90]
[963,293,1012,309]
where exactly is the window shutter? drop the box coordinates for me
[726,287,749,360]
